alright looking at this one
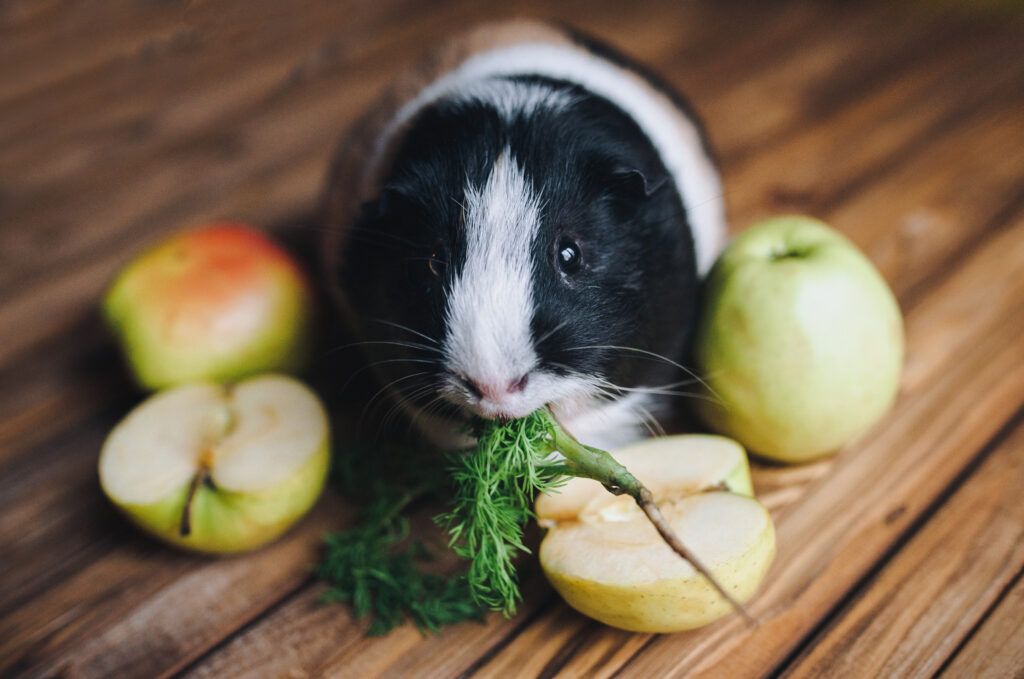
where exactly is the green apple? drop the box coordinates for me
[98,374,330,553]
[102,223,316,390]
[537,435,775,633]
[693,216,904,463]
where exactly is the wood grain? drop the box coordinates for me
[0,495,347,679]
[941,571,1024,678]
[2,1,1024,677]
[779,421,1024,678]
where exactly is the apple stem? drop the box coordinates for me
[179,465,209,538]
[543,408,758,628]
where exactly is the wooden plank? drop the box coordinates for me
[172,522,554,679]
[941,572,1024,678]
[0,1,188,102]
[0,331,131,468]
[723,26,1024,228]
[0,494,346,679]
[0,418,128,613]
[693,4,967,163]
[777,421,1024,678]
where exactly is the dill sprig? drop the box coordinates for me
[434,411,565,616]
[316,488,485,635]
[315,438,487,636]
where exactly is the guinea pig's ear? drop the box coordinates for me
[380,184,415,215]
[607,168,667,219]
[367,184,416,220]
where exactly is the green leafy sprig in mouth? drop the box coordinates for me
[434,409,565,615]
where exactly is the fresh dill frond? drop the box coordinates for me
[316,438,486,636]
[434,411,565,616]
[316,487,486,636]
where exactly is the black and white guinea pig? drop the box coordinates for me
[322,20,726,450]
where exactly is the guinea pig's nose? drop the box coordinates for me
[467,374,529,401]
[509,373,529,393]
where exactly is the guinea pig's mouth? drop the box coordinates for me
[438,369,597,422]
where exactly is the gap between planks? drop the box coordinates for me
[772,410,1024,678]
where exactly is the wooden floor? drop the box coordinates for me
[3,1,1024,677]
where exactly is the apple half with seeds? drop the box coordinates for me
[536,435,774,633]
[99,374,330,554]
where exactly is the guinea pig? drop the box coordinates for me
[322,20,726,451]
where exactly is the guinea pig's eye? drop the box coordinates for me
[427,252,443,278]
[556,237,582,275]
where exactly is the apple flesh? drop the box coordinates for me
[693,216,904,463]
[537,435,775,633]
[102,223,316,390]
[99,374,330,553]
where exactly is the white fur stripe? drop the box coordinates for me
[371,41,727,274]
[443,151,539,384]
[450,78,576,122]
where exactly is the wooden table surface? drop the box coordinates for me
[3,1,1024,677]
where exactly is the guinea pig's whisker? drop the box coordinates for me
[335,356,441,396]
[406,393,452,439]
[347,226,422,248]
[359,371,432,431]
[379,384,448,444]
[632,402,667,437]
[586,384,665,438]
[370,318,442,346]
[376,376,445,438]
[325,339,444,358]
[566,344,722,402]
[626,402,661,438]
[608,377,724,404]
[588,373,723,408]
[344,234,409,253]
[534,320,569,348]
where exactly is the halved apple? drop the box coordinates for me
[537,435,774,633]
[99,374,330,554]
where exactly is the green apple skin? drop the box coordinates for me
[693,216,904,463]
[103,223,316,390]
[106,432,329,554]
